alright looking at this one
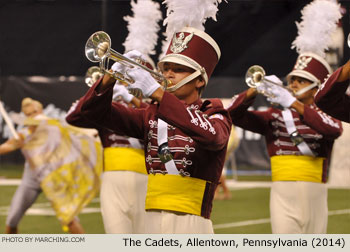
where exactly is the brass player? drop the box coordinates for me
[227,53,342,233]
[77,26,231,233]
[227,0,343,234]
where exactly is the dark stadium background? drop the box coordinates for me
[0,0,349,171]
[1,0,349,77]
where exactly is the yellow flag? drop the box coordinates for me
[21,118,103,225]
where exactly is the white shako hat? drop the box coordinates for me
[286,0,341,93]
[158,26,221,92]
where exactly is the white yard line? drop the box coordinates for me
[213,209,350,230]
[328,208,350,216]
[2,178,349,189]
[0,199,101,216]
[226,180,350,189]
[214,218,271,229]
[0,179,21,186]
[0,206,101,216]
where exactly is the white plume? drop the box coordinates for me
[123,0,162,56]
[162,0,225,41]
[159,0,225,59]
[291,0,342,57]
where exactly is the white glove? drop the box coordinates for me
[267,84,297,108]
[111,50,145,74]
[256,82,270,95]
[113,83,134,103]
[256,75,282,96]
[126,67,161,98]
[263,75,283,86]
[124,50,144,61]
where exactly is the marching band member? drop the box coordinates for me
[76,25,230,233]
[227,0,343,233]
[314,60,350,122]
[75,0,229,234]
[227,57,342,233]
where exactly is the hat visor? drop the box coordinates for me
[158,54,208,84]
[286,69,319,85]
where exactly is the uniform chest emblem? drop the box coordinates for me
[170,32,194,53]
[294,56,312,70]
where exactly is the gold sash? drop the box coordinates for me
[145,174,207,216]
[271,155,325,183]
[103,147,147,174]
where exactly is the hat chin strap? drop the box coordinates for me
[294,82,318,97]
[166,70,202,93]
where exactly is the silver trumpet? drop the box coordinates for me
[85,66,104,87]
[245,65,294,98]
[85,31,170,93]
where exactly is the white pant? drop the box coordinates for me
[145,210,214,234]
[270,181,328,234]
[100,171,148,233]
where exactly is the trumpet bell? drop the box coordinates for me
[245,65,266,88]
[245,65,295,101]
[85,31,111,63]
[84,31,170,95]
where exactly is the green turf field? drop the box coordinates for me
[211,188,350,234]
[1,164,349,234]
[0,185,349,234]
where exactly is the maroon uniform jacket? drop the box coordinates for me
[227,90,342,182]
[315,66,350,122]
[77,80,231,218]
[66,98,145,149]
